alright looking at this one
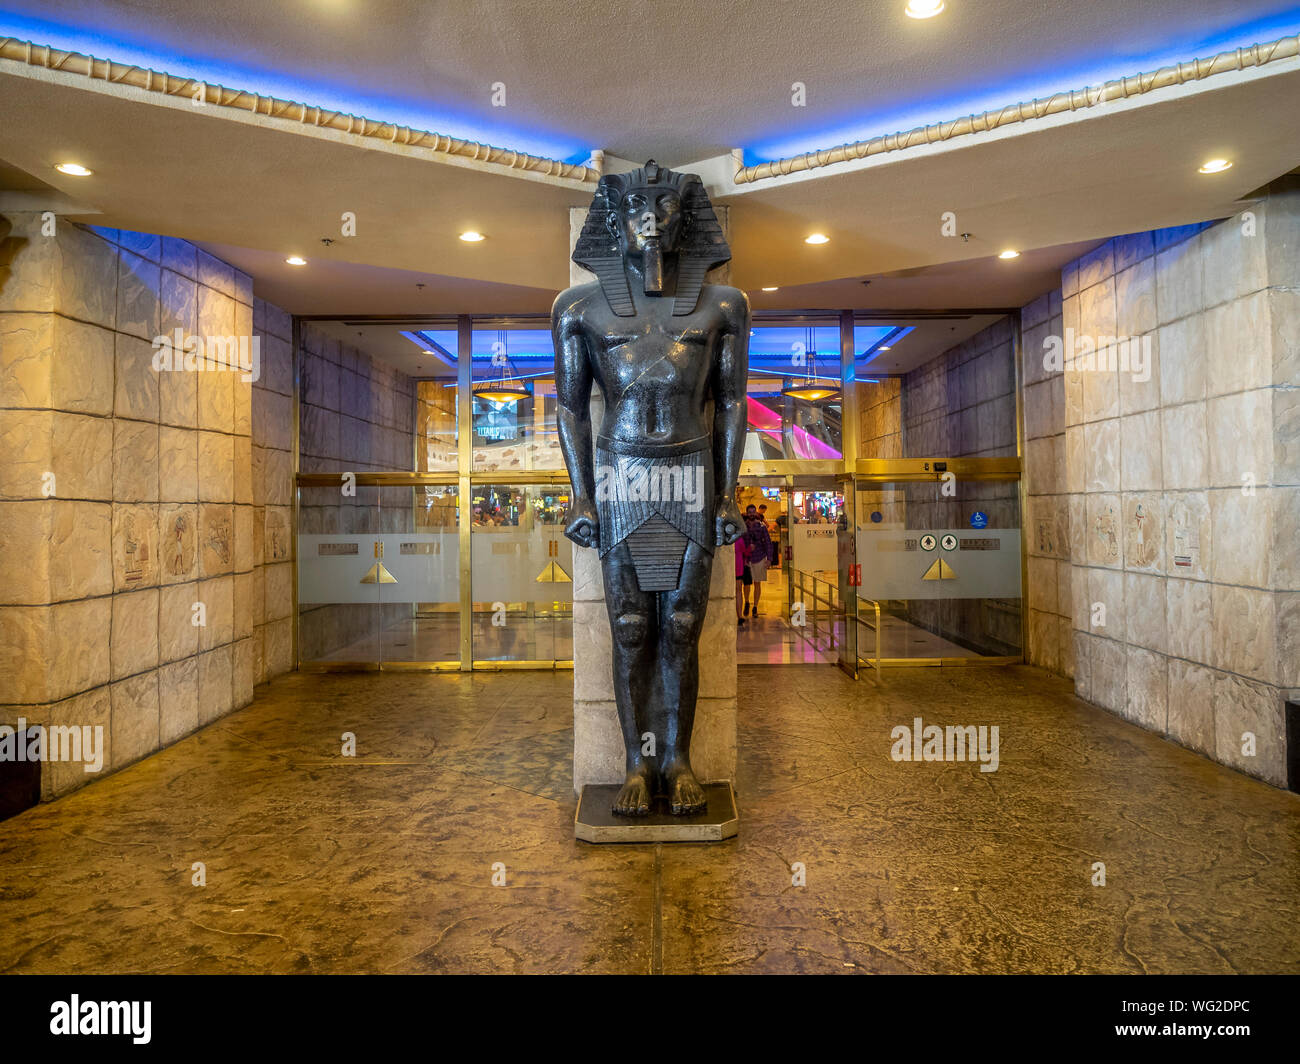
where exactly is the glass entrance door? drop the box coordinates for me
[932,478,1022,660]
[469,482,573,666]
[734,475,845,665]
[852,465,1022,667]
[297,477,462,669]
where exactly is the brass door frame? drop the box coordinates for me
[291,305,1027,673]
[739,471,849,668]
[295,470,577,672]
[846,459,1025,675]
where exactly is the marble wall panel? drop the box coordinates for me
[110,671,159,770]
[159,656,199,745]
[42,685,112,798]
[110,587,159,680]
[1051,205,1297,787]
[1166,659,1215,756]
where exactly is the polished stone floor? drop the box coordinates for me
[2,665,1297,974]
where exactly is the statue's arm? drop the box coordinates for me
[711,291,751,545]
[553,301,599,548]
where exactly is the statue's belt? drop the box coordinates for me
[595,433,710,458]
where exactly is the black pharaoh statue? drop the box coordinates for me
[553,160,750,817]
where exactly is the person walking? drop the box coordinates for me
[743,506,772,616]
[735,534,750,627]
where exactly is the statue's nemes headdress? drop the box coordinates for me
[572,159,730,317]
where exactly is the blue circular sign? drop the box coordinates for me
[970,511,989,529]
[870,511,883,524]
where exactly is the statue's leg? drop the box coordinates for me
[658,540,713,815]
[600,541,657,816]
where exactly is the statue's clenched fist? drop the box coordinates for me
[564,497,600,549]
[715,497,745,546]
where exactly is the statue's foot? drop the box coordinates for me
[612,765,653,817]
[664,760,707,816]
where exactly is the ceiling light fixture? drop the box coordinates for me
[781,382,840,402]
[474,385,528,403]
[472,329,528,404]
[761,286,779,292]
[804,233,830,245]
[878,345,892,351]
[55,162,93,176]
[1197,158,1232,174]
[459,231,486,242]
[285,255,307,266]
[905,0,945,19]
[998,249,1020,259]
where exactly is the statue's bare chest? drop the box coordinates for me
[587,320,717,394]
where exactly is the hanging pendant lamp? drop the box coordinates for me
[781,325,840,402]
[473,328,529,403]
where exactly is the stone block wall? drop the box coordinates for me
[858,377,901,458]
[297,322,414,477]
[1020,288,1073,677]
[251,296,295,682]
[0,217,294,799]
[902,316,1017,459]
[1020,182,1299,787]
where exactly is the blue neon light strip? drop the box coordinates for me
[747,12,1300,162]
[3,9,1295,170]
[0,12,589,162]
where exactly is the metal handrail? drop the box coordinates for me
[786,563,884,677]
[788,566,839,656]
[855,598,883,677]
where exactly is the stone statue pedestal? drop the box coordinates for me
[571,542,738,796]
[575,781,738,843]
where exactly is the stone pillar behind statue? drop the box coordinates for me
[567,204,738,796]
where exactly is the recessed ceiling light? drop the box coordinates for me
[998,249,1020,259]
[459,231,486,242]
[1198,158,1232,174]
[879,345,892,351]
[805,233,830,245]
[761,286,779,292]
[55,162,93,176]
[285,255,307,266]
[905,0,945,18]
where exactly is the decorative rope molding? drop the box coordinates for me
[0,36,600,184]
[735,34,1300,184]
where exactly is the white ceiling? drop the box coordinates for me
[0,0,1297,332]
[3,0,1298,162]
[724,63,1300,289]
[203,241,558,316]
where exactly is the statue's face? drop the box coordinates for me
[613,186,685,256]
